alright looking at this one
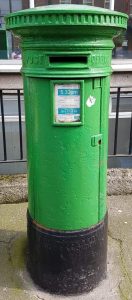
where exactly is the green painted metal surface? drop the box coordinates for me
[6,5,128,230]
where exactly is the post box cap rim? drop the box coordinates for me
[5,4,128,31]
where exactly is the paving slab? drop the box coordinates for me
[0,196,131,300]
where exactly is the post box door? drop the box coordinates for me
[24,76,108,230]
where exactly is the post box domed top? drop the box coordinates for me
[5,4,128,32]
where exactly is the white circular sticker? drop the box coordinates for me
[86,96,96,107]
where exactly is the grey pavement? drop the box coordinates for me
[0,195,131,300]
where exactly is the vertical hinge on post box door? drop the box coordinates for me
[91,134,102,147]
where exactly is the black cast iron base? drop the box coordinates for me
[27,211,108,295]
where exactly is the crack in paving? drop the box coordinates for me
[108,230,132,285]
[36,295,46,300]
[6,233,20,264]
[108,230,132,300]
[118,281,129,300]
[0,240,8,244]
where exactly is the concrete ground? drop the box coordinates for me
[0,195,131,300]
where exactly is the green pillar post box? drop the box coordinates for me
[6,5,127,295]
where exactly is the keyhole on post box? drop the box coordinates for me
[91,134,102,147]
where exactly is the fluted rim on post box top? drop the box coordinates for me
[5,4,128,31]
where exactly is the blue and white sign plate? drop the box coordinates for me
[55,84,80,123]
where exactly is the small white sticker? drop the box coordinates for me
[86,96,96,108]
